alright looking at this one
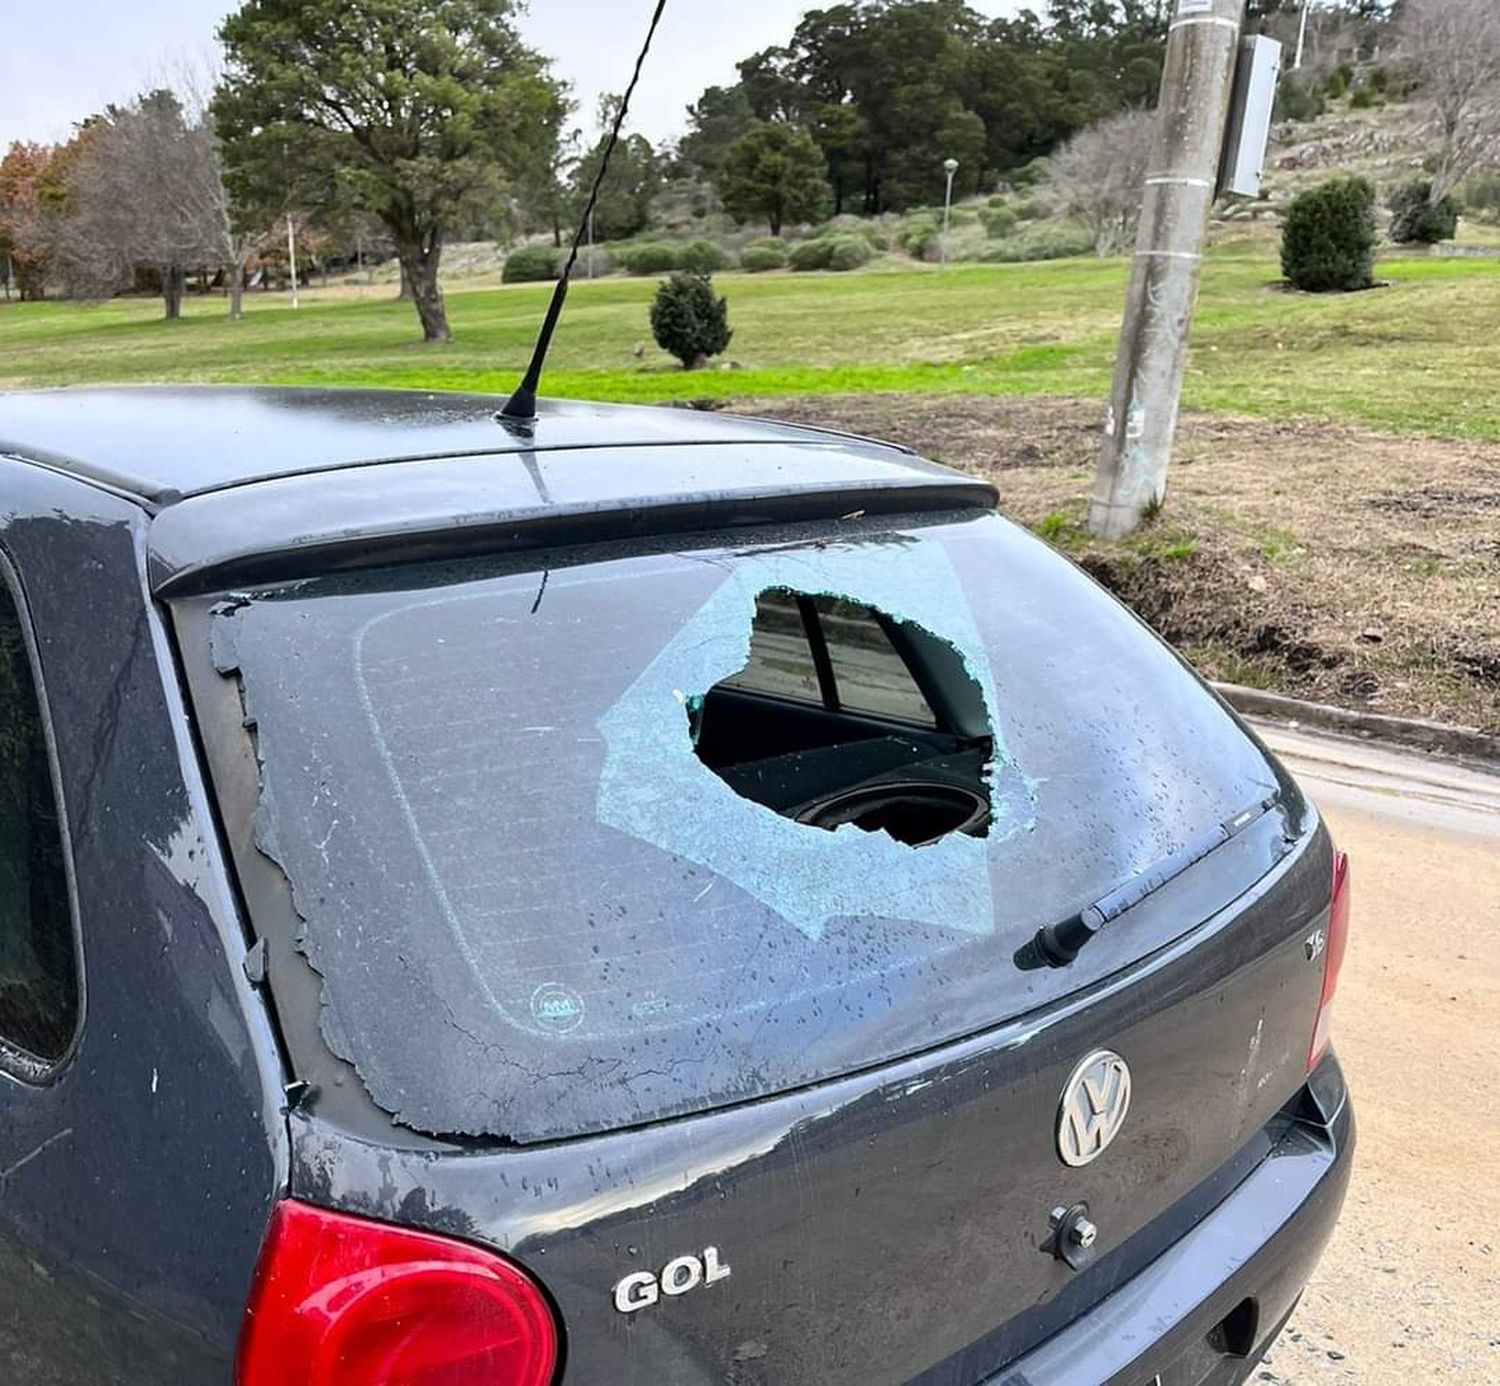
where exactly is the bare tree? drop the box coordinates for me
[54,91,225,319]
[1045,110,1157,256]
[1398,0,1500,201]
[171,65,260,320]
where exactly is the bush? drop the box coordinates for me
[1349,87,1375,110]
[847,223,889,250]
[983,222,1095,263]
[618,242,682,275]
[680,238,731,274]
[502,244,560,283]
[740,244,788,272]
[1388,180,1459,245]
[1014,197,1048,222]
[1275,73,1326,123]
[649,273,732,369]
[787,236,871,272]
[827,236,873,271]
[898,216,940,258]
[1009,157,1048,190]
[788,238,835,271]
[1461,174,1500,222]
[1367,66,1389,94]
[1281,177,1377,292]
[981,205,1018,238]
[579,246,616,278]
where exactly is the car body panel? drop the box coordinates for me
[0,387,919,505]
[286,819,1332,1385]
[0,457,288,1381]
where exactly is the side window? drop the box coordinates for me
[0,561,79,1068]
[724,590,937,728]
[723,592,822,705]
[814,597,937,727]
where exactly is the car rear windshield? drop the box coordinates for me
[203,510,1278,1142]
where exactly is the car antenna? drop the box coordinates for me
[500,0,669,423]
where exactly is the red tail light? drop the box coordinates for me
[1308,850,1351,1070]
[237,1200,559,1386]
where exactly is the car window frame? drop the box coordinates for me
[0,544,87,1084]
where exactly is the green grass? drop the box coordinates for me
[3,240,1498,440]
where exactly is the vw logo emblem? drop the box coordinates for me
[1056,1050,1132,1167]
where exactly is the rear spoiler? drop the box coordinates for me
[147,442,998,597]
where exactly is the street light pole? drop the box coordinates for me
[941,157,959,267]
[286,212,300,310]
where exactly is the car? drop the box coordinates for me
[0,385,1352,1386]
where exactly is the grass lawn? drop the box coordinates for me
[3,237,1498,441]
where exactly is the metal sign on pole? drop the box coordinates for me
[1219,36,1284,199]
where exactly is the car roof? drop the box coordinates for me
[0,387,997,595]
[0,386,920,506]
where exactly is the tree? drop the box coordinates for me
[695,0,1176,214]
[213,0,565,343]
[1397,0,1500,201]
[0,143,57,301]
[1045,108,1155,255]
[52,92,225,320]
[568,107,660,242]
[718,123,829,235]
[679,86,759,181]
[513,125,577,249]
[649,272,732,369]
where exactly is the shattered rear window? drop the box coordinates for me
[207,513,1277,1142]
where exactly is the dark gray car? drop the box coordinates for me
[0,386,1352,1386]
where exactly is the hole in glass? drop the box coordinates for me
[690,589,993,848]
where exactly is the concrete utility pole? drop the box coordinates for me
[1089,0,1245,540]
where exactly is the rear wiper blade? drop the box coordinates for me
[1028,795,1280,969]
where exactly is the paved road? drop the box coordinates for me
[1250,723,1500,1385]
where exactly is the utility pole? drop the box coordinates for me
[287,213,300,310]
[1089,0,1245,540]
[1295,2,1311,69]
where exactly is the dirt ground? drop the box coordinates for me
[740,396,1500,734]
[1245,729,1500,1384]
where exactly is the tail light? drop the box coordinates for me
[237,1200,559,1386]
[1308,849,1351,1070]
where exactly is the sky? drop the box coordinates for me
[0,0,1026,150]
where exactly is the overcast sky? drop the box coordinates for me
[0,1,1026,149]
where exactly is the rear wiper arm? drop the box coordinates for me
[1029,795,1280,969]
